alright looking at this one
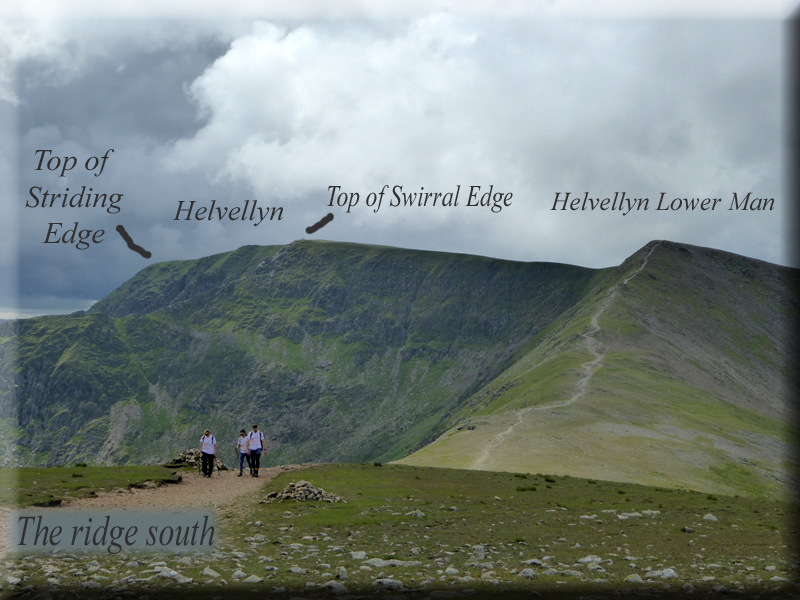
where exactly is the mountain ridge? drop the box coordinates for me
[400,240,798,498]
[1,239,796,498]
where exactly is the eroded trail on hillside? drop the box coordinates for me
[472,242,661,469]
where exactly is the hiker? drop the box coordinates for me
[200,429,217,477]
[235,429,251,477]
[247,424,265,478]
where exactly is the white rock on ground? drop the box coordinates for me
[578,555,602,563]
[80,581,101,589]
[364,558,386,568]
[373,578,404,590]
[321,580,349,594]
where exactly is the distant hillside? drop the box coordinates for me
[399,242,799,499]
[0,240,796,499]
[0,241,599,467]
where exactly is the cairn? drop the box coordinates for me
[262,480,345,503]
[164,448,228,471]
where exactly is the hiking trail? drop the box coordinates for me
[472,242,661,469]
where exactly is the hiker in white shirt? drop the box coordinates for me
[247,424,265,478]
[235,429,251,477]
[199,429,217,477]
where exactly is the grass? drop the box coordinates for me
[0,465,182,507]
[396,241,796,504]
[3,463,796,598]
[400,335,794,500]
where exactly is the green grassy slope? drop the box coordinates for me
[2,239,795,500]
[0,465,181,507]
[0,240,600,468]
[399,242,798,500]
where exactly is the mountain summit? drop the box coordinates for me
[1,240,796,498]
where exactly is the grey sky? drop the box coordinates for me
[0,13,791,318]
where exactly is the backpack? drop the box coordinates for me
[248,431,264,447]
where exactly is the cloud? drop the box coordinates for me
[166,17,494,205]
[0,20,247,104]
[164,17,783,261]
[1,0,794,20]
[4,17,788,314]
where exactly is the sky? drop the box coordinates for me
[0,2,796,319]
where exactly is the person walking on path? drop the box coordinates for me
[247,424,265,478]
[200,429,217,477]
[235,429,251,477]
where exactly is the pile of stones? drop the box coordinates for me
[163,448,228,471]
[262,480,345,503]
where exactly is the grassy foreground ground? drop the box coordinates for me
[2,463,798,599]
[0,466,182,508]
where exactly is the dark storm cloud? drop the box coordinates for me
[19,40,231,142]
[12,21,248,314]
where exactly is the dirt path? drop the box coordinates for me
[472,242,661,469]
[56,467,286,510]
[1,465,308,559]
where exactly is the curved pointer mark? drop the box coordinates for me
[116,225,152,259]
[306,213,334,234]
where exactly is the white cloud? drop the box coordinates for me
[1,0,795,20]
[0,20,82,104]
[167,16,498,209]
[1,16,788,316]
[163,17,783,266]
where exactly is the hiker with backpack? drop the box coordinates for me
[200,429,217,477]
[247,424,265,478]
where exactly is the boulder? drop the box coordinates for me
[373,578,404,590]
